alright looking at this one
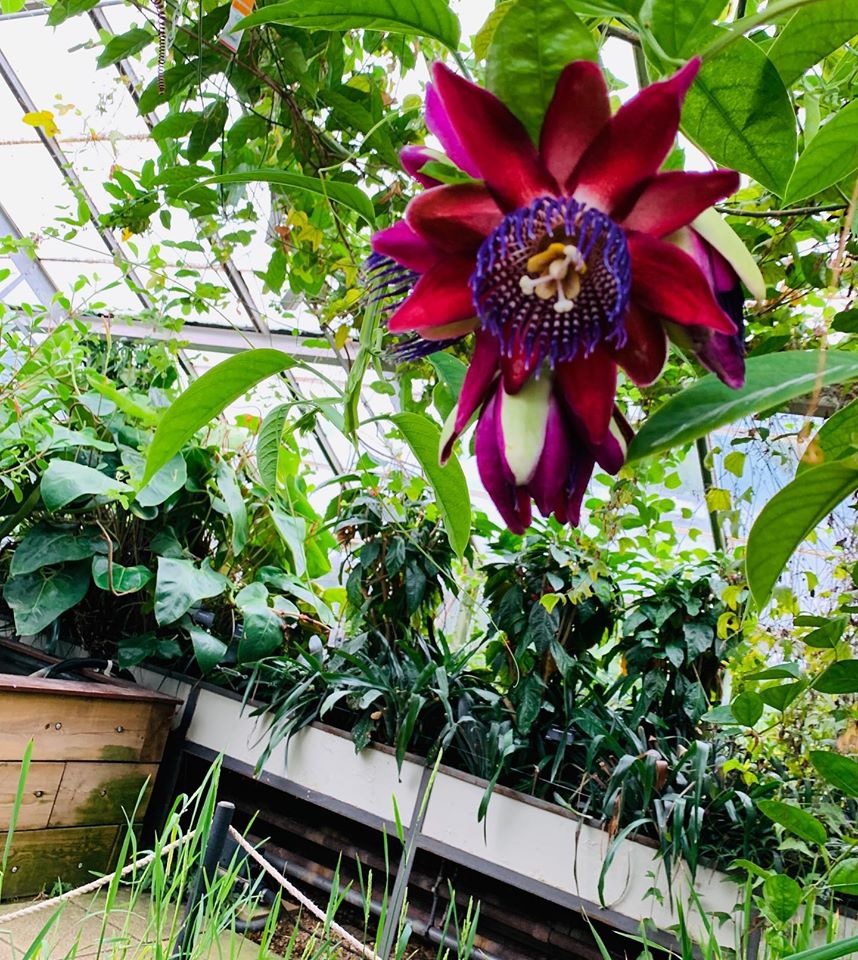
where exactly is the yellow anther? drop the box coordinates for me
[526,243,568,275]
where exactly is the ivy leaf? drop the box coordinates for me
[91,557,153,594]
[143,349,295,482]
[198,170,376,226]
[391,412,471,559]
[41,461,132,512]
[10,523,104,577]
[237,0,461,50]
[3,562,91,636]
[96,26,154,68]
[486,0,597,141]
[186,98,229,163]
[154,557,228,625]
[628,351,858,462]
[681,37,796,195]
[188,624,228,673]
[785,101,858,203]
[746,460,858,607]
[135,454,187,508]
[767,0,858,85]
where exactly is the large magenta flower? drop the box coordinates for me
[368,60,764,533]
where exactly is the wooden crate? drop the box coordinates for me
[0,663,178,899]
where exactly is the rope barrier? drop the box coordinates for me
[0,833,192,925]
[227,826,384,960]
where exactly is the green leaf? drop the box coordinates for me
[256,403,290,495]
[810,750,858,796]
[681,37,796,195]
[237,0,461,50]
[763,873,802,923]
[41,461,132,512]
[746,662,802,681]
[236,583,284,661]
[816,660,858,694]
[829,858,858,896]
[759,681,806,712]
[3,562,91,636]
[485,0,597,141]
[215,460,248,556]
[746,460,858,607]
[799,396,858,473]
[643,0,727,58]
[91,557,153,594]
[197,170,375,226]
[151,112,201,141]
[189,624,228,674]
[428,353,467,400]
[186,98,229,163]
[271,505,307,576]
[785,101,858,203]
[731,691,763,727]
[10,523,103,577]
[628,351,858,462]
[96,26,154,68]
[473,1,514,60]
[154,557,228,626]
[768,0,858,85]
[46,0,98,25]
[757,799,828,846]
[391,412,471,559]
[803,617,847,649]
[136,454,187,508]
[143,349,295,482]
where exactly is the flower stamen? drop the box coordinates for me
[520,243,589,314]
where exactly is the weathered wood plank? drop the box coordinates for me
[0,825,120,899]
[0,693,171,763]
[0,762,64,831]
[50,762,157,827]
[0,671,179,706]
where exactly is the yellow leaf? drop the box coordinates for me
[705,487,731,512]
[22,110,59,137]
[121,227,134,242]
[334,324,350,350]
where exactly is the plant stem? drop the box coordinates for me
[701,0,830,61]
[715,202,848,217]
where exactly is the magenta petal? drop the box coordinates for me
[441,331,500,463]
[540,61,611,193]
[425,82,481,179]
[621,169,740,237]
[565,454,595,526]
[371,221,440,273]
[571,59,701,215]
[400,146,443,187]
[607,304,667,387]
[432,63,559,212]
[406,183,502,254]
[667,322,746,389]
[388,258,474,333]
[476,391,532,534]
[628,231,737,335]
[528,395,572,520]
[554,348,618,446]
[591,408,634,475]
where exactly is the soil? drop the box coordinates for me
[247,894,440,960]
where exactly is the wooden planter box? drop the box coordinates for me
[0,641,178,899]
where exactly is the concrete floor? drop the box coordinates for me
[0,891,261,960]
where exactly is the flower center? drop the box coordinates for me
[471,197,631,367]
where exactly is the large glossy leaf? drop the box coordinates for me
[271,505,307,577]
[237,0,461,50]
[3,562,91,636]
[187,98,228,163]
[768,0,858,85]
[628,351,858,462]
[746,460,858,607]
[816,660,858,694]
[256,403,291,495]
[235,582,286,661]
[199,171,375,226]
[96,26,154,69]
[143,349,295,483]
[785,101,858,203]
[757,799,827,846]
[91,557,153,594]
[763,874,802,923]
[136,454,187,508]
[681,37,796,195]
[810,750,858,796]
[485,0,597,141]
[41,460,132,512]
[10,523,104,577]
[391,412,471,559]
[189,624,228,674]
[643,0,726,58]
[799,396,858,473]
[154,557,229,625]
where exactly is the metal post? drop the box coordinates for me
[171,800,235,960]
[695,435,725,553]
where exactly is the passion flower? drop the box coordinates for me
[368,60,764,533]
